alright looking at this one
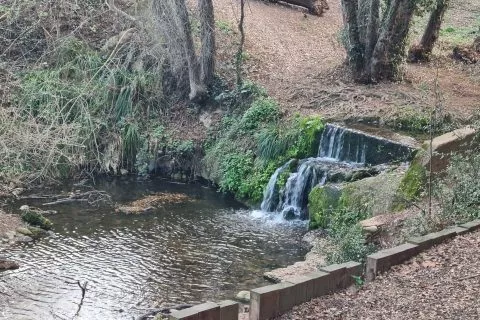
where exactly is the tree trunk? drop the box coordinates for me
[369,0,417,82]
[173,0,207,102]
[198,0,216,86]
[408,0,450,62]
[236,0,246,88]
[340,0,420,83]
[341,0,364,80]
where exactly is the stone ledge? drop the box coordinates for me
[366,243,419,281]
[319,261,362,291]
[249,282,295,320]
[218,300,239,320]
[460,220,480,232]
[169,302,220,320]
[407,228,461,251]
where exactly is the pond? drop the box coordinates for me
[0,178,307,319]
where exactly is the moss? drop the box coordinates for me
[397,161,427,203]
[21,210,53,230]
[338,184,372,217]
[27,226,50,238]
[308,185,341,229]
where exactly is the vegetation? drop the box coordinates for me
[0,36,167,182]
[397,160,427,204]
[325,222,376,264]
[308,184,375,264]
[203,91,324,202]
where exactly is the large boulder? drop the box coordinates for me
[308,168,406,229]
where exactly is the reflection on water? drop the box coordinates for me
[0,178,307,319]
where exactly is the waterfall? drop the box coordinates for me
[279,159,328,219]
[318,124,367,164]
[260,123,415,219]
[260,159,295,212]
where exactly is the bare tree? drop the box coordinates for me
[198,0,216,85]
[341,0,419,83]
[152,0,215,102]
[408,0,450,62]
[236,0,246,88]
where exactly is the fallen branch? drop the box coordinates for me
[75,281,88,317]
[65,280,88,318]
[42,190,112,207]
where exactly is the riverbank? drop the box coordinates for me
[0,209,24,248]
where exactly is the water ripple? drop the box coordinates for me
[0,181,307,319]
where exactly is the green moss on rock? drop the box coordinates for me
[396,161,427,203]
[308,169,406,229]
[21,210,53,230]
[308,185,341,229]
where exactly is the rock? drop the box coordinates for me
[116,206,154,214]
[309,168,406,229]
[4,231,16,240]
[120,169,129,176]
[282,207,297,220]
[15,236,33,243]
[235,290,250,303]
[21,210,53,230]
[263,272,282,283]
[27,226,49,238]
[12,188,25,197]
[0,259,19,270]
[19,205,30,211]
[363,225,378,233]
[16,227,33,236]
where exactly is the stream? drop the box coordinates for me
[0,178,307,320]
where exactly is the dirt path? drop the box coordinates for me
[277,230,480,320]
[214,0,480,124]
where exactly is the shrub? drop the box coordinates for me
[437,150,480,223]
[204,97,325,203]
[325,223,376,264]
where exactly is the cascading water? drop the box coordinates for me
[260,159,295,212]
[261,123,415,219]
[318,124,366,163]
[279,160,328,219]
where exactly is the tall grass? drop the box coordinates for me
[0,37,164,182]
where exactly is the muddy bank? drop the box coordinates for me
[0,209,25,248]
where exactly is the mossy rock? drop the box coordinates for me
[396,162,427,204]
[308,169,406,229]
[21,210,53,230]
[27,226,50,239]
[308,185,342,229]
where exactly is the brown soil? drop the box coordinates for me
[277,229,480,320]
[214,0,480,124]
[0,209,22,238]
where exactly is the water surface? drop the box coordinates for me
[0,178,307,320]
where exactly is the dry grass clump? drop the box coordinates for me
[115,192,192,214]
